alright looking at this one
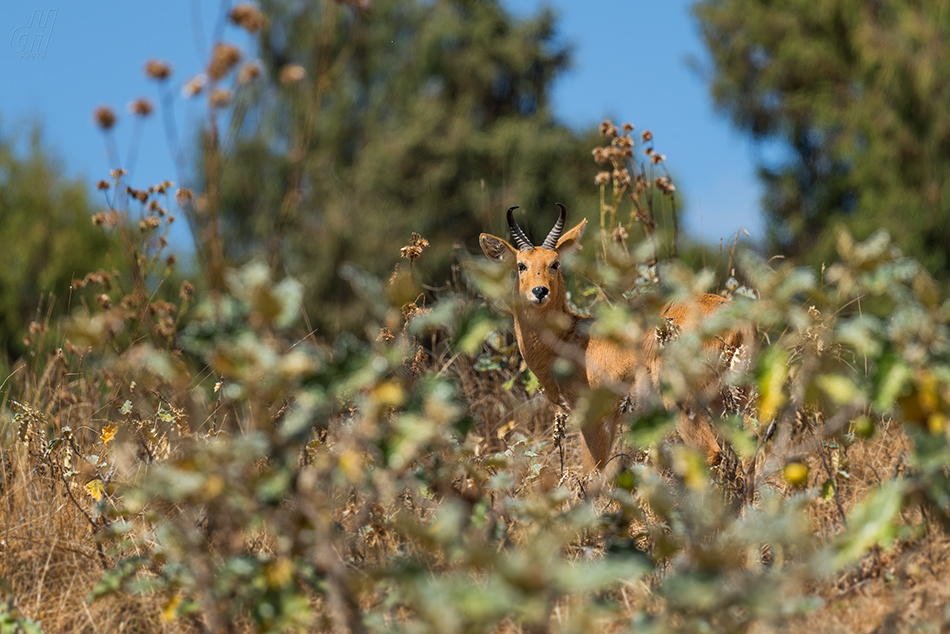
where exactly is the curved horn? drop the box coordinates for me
[540,203,567,250]
[506,205,534,251]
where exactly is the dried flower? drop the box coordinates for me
[110,168,128,180]
[96,294,112,309]
[94,106,117,130]
[612,226,628,244]
[175,188,194,204]
[400,233,429,262]
[127,187,149,204]
[238,62,262,85]
[591,147,610,165]
[96,180,111,191]
[594,171,611,186]
[613,168,631,188]
[182,74,207,98]
[128,98,153,116]
[651,153,666,165]
[401,245,423,260]
[599,120,618,138]
[145,59,172,80]
[207,42,242,81]
[140,216,161,230]
[209,88,233,108]
[655,177,676,194]
[641,130,653,142]
[230,4,265,33]
[622,122,634,134]
[279,64,307,84]
[91,212,119,227]
[180,281,195,302]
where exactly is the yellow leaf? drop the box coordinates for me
[101,424,118,445]
[161,592,183,622]
[85,479,104,501]
[757,346,789,422]
[265,558,295,588]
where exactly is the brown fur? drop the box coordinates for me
[480,216,744,473]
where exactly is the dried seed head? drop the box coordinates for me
[145,59,172,80]
[612,226,628,243]
[180,281,195,302]
[613,168,631,188]
[94,106,117,130]
[651,153,665,165]
[229,4,265,32]
[655,177,676,194]
[238,62,262,85]
[622,122,634,134]
[96,294,112,309]
[129,98,153,116]
[175,188,194,204]
[127,187,149,203]
[209,88,233,108]
[166,254,177,266]
[182,74,207,98]
[91,211,120,227]
[400,233,429,261]
[594,171,610,186]
[410,232,429,249]
[110,168,128,180]
[279,64,307,84]
[96,180,111,191]
[600,120,618,138]
[208,42,242,81]
[140,216,161,231]
[400,245,423,261]
[591,147,610,165]
[641,130,653,142]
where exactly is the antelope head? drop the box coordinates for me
[479,204,587,311]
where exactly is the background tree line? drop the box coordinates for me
[5,0,950,365]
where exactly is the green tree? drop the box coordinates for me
[212,0,601,334]
[693,0,950,275]
[0,122,114,364]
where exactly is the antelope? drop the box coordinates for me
[479,204,745,473]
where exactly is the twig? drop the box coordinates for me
[814,429,849,529]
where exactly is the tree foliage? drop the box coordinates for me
[0,122,114,364]
[214,0,600,334]
[693,0,950,275]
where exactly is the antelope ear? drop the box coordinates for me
[555,219,587,255]
[479,233,516,262]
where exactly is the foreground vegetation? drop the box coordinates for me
[4,2,950,632]
[3,146,950,632]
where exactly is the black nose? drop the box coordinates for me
[532,286,549,301]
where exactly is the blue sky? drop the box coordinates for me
[0,1,764,250]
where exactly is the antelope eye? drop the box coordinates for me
[551,261,560,270]
[517,262,527,273]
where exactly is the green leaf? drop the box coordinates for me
[828,480,906,572]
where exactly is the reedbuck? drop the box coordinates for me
[480,204,745,472]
